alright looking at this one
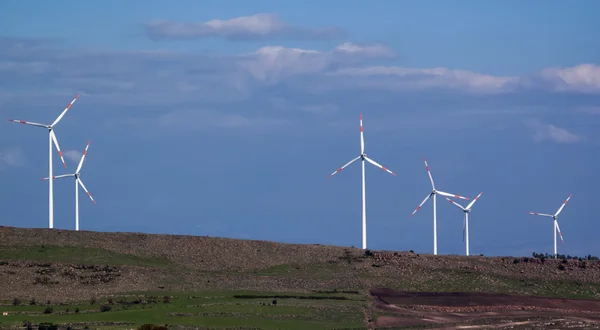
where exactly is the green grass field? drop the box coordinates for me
[0,245,173,268]
[0,291,366,329]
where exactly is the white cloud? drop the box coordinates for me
[524,119,584,144]
[237,42,395,84]
[333,42,395,58]
[0,36,599,113]
[64,150,83,163]
[327,66,517,93]
[105,109,291,133]
[0,147,25,169]
[268,97,339,115]
[145,13,343,41]
[537,64,600,93]
[157,110,291,130]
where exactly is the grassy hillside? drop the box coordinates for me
[1,226,600,329]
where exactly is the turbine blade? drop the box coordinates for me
[328,156,361,178]
[411,192,433,217]
[77,177,96,204]
[364,156,396,176]
[51,94,80,127]
[556,220,564,243]
[41,174,74,180]
[436,190,470,200]
[527,212,554,218]
[444,196,466,211]
[8,119,48,128]
[466,192,484,210]
[76,141,91,173]
[359,114,365,154]
[423,158,435,189]
[554,193,573,217]
[50,130,67,168]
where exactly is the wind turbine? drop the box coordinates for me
[410,158,470,255]
[328,114,397,250]
[8,94,80,229]
[41,141,96,231]
[527,193,572,258]
[445,192,484,256]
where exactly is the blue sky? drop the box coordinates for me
[1,1,599,257]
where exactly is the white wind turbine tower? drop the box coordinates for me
[527,193,572,258]
[410,158,470,255]
[41,141,96,231]
[8,94,80,229]
[444,192,484,256]
[328,114,397,250]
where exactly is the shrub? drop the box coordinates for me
[139,325,169,330]
[12,297,20,305]
[38,323,57,330]
[364,250,374,257]
[558,264,566,271]
[99,304,112,312]
[43,306,53,314]
[89,297,96,305]
[75,308,80,313]
[533,252,599,261]
[162,295,172,303]
[107,297,114,305]
[29,298,36,305]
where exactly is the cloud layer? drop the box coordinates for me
[145,13,344,41]
[0,35,598,143]
[1,36,599,106]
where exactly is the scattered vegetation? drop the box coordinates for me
[532,252,600,261]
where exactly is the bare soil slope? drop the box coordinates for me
[2,226,600,305]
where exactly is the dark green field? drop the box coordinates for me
[1,227,600,329]
[1,290,365,329]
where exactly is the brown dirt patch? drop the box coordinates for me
[371,288,600,329]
